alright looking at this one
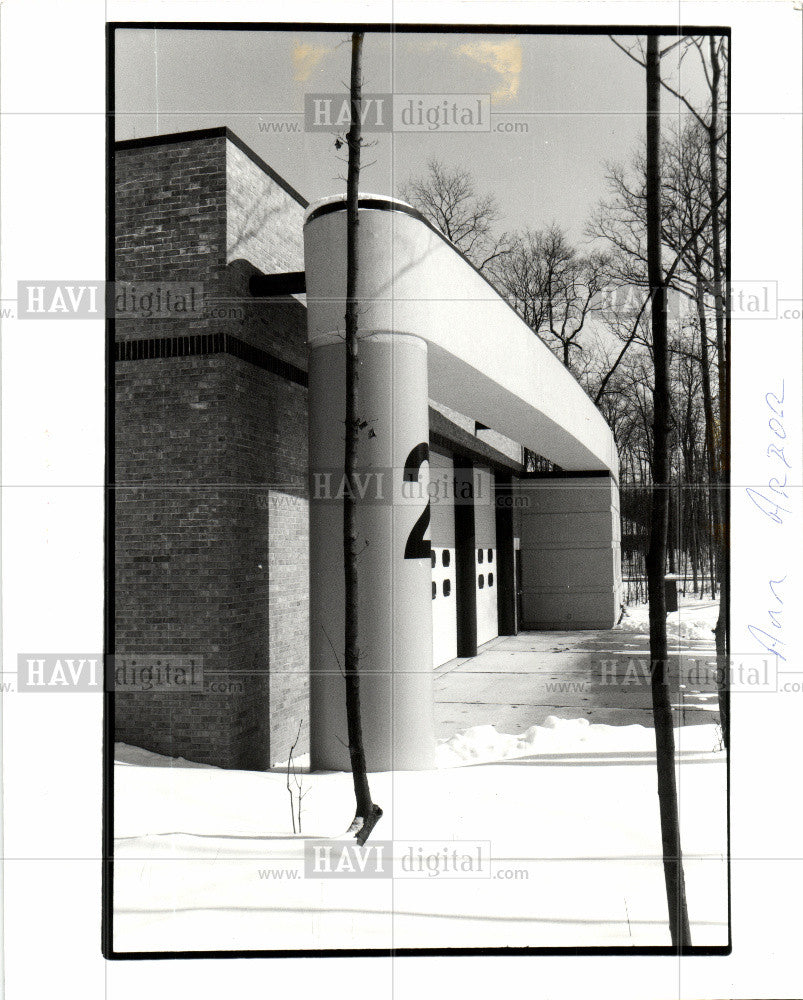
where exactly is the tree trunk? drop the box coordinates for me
[708,38,727,446]
[694,275,728,743]
[689,484,699,596]
[708,509,717,599]
[695,278,724,559]
[645,34,691,948]
[708,35,729,749]
[343,30,382,845]
[667,496,676,574]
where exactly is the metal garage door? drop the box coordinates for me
[430,449,457,666]
[474,465,499,647]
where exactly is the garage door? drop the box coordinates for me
[430,450,457,666]
[474,465,498,647]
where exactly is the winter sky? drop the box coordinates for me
[115,28,714,245]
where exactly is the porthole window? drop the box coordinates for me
[488,572,494,587]
[431,551,436,568]
[442,550,450,568]
[478,549,484,563]
[443,579,451,597]
[488,549,493,563]
[432,581,437,599]
[478,574,485,589]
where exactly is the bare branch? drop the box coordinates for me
[610,34,708,128]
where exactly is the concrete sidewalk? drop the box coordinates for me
[434,614,721,739]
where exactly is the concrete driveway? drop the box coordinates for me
[434,619,721,739]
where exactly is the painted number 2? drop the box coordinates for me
[403,442,431,560]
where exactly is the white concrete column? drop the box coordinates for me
[308,332,435,771]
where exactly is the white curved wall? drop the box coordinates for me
[304,198,618,475]
[302,196,622,771]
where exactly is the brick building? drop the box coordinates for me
[114,128,310,769]
[113,127,622,771]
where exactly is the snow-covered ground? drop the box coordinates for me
[113,599,726,953]
[114,721,727,951]
[618,596,720,643]
[436,714,721,767]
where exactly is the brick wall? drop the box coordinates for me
[114,133,227,342]
[114,129,310,769]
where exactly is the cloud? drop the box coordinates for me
[292,40,331,82]
[458,38,522,102]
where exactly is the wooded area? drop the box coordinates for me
[403,35,729,637]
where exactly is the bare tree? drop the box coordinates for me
[285,721,309,834]
[644,33,691,948]
[590,182,722,409]
[703,35,729,745]
[404,165,607,374]
[589,114,727,618]
[343,30,382,846]
[610,33,729,743]
[401,159,511,270]
[496,225,609,371]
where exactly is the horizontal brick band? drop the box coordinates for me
[115,332,308,388]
